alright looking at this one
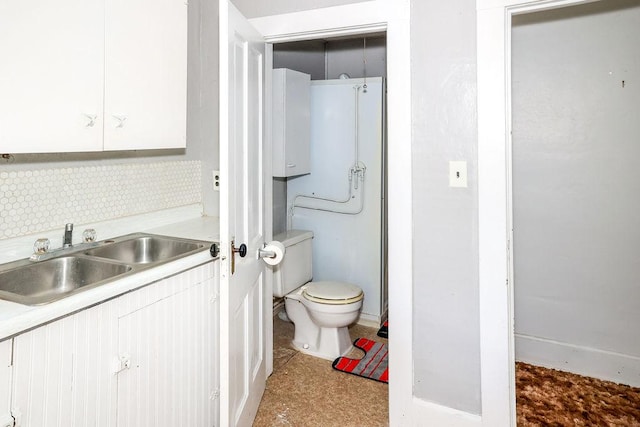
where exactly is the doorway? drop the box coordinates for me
[477,0,639,425]
[270,34,388,327]
[256,33,390,424]
[247,2,413,424]
[511,1,640,424]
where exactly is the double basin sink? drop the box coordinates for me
[0,233,212,306]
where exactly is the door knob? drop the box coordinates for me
[233,243,247,258]
[210,242,219,258]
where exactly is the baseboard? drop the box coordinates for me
[516,333,640,387]
[356,312,381,328]
[410,397,482,427]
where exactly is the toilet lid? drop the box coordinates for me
[302,281,363,305]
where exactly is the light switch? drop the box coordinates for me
[449,161,467,188]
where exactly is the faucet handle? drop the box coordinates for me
[82,229,97,243]
[65,223,74,231]
[33,238,50,254]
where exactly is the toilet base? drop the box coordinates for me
[284,290,360,361]
[291,325,354,361]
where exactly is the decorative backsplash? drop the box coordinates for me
[0,161,202,239]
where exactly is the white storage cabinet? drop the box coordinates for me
[272,68,311,177]
[0,0,187,153]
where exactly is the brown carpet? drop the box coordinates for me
[516,362,640,426]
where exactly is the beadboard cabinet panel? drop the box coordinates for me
[0,0,104,153]
[11,302,119,426]
[10,262,218,427]
[0,340,12,427]
[117,278,218,427]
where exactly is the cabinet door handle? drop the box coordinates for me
[113,353,131,374]
[112,115,127,128]
[84,114,97,128]
[286,163,296,168]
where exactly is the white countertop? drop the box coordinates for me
[0,215,219,341]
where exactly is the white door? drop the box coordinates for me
[219,1,267,426]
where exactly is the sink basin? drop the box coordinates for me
[0,256,132,305]
[0,233,211,306]
[84,235,207,264]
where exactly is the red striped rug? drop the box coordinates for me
[332,338,388,384]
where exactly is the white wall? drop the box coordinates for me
[273,178,287,235]
[232,0,366,19]
[326,37,386,79]
[512,0,640,386]
[273,36,386,80]
[411,0,481,414]
[273,40,327,79]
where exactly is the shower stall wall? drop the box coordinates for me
[287,77,386,323]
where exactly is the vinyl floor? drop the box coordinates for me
[253,315,389,427]
[255,316,640,426]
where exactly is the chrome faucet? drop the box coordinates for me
[30,225,98,262]
[63,223,74,248]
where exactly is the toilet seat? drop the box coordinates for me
[302,281,363,305]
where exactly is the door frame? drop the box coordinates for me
[477,0,602,425]
[250,1,414,424]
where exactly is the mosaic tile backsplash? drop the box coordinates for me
[0,161,202,239]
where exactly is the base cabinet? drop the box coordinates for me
[8,262,218,427]
[0,341,12,427]
[116,278,218,427]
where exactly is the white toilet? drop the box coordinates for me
[273,230,364,360]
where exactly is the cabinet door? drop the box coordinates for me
[116,278,218,427]
[11,306,118,426]
[272,69,310,177]
[0,0,104,153]
[0,340,12,427]
[103,0,188,151]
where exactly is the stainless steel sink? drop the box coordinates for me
[0,233,212,306]
[0,256,132,305]
[84,235,207,264]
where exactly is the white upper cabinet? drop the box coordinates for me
[0,0,104,153]
[104,0,187,150]
[272,68,311,177]
[0,0,187,154]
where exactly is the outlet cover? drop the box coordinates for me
[449,161,468,188]
[212,170,220,191]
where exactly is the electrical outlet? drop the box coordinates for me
[449,161,468,188]
[212,170,220,191]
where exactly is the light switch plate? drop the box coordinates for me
[449,161,468,188]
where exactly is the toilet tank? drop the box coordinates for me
[272,230,313,297]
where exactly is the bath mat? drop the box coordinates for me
[332,338,388,384]
[377,320,388,338]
